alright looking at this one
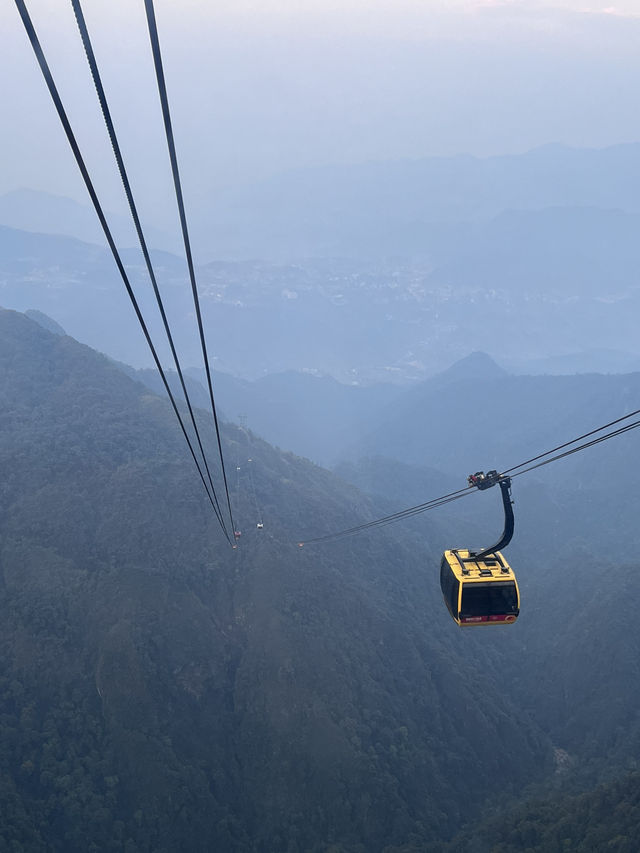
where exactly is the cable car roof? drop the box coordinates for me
[443,549,516,582]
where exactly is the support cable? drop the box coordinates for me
[501,407,640,477]
[507,418,640,480]
[14,0,232,544]
[70,0,227,530]
[298,409,640,546]
[143,0,237,537]
[298,485,475,546]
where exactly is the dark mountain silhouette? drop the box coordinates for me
[421,350,508,390]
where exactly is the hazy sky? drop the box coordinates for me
[3,0,640,227]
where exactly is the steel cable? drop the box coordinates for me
[298,409,640,546]
[143,0,237,538]
[70,0,228,535]
[13,0,232,544]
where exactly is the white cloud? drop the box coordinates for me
[596,5,640,17]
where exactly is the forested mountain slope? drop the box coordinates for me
[447,771,640,853]
[190,369,402,466]
[142,351,640,480]
[0,309,554,852]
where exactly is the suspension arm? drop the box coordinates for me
[470,476,514,560]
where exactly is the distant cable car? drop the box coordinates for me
[440,471,520,626]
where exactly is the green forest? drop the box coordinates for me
[445,772,640,852]
[0,308,639,851]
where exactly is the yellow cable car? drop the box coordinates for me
[440,549,520,626]
[440,472,520,626]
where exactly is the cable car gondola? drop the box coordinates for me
[440,471,520,626]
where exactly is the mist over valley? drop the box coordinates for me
[3,144,640,384]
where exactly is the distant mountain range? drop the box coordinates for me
[351,351,640,493]
[0,188,172,252]
[190,142,640,261]
[2,220,640,383]
[5,142,640,263]
[3,141,640,383]
[20,305,640,484]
